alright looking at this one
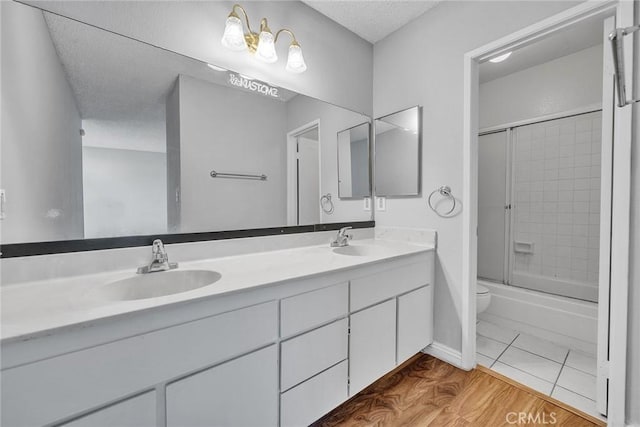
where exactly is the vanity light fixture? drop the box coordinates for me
[221,4,307,73]
[489,51,512,63]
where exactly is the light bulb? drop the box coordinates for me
[221,15,247,52]
[255,30,277,63]
[285,42,307,73]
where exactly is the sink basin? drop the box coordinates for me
[332,245,391,257]
[99,269,222,301]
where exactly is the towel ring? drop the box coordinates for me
[320,193,334,214]
[428,186,456,217]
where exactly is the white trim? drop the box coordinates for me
[462,1,629,423]
[479,103,603,134]
[597,16,615,415]
[286,120,320,226]
[606,2,633,424]
[422,342,464,369]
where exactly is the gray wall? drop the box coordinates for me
[82,147,167,238]
[627,2,640,425]
[169,75,287,232]
[373,0,580,352]
[0,1,83,244]
[286,95,371,223]
[479,44,603,129]
[25,0,373,116]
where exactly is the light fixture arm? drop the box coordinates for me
[230,4,253,34]
[275,28,299,45]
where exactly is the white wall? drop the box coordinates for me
[479,44,603,129]
[373,0,580,352]
[626,2,640,425]
[82,147,167,238]
[26,0,373,116]
[169,75,287,232]
[0,1,83,244]
[286,95,372,224]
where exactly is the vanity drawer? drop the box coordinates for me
[60,392,156,427]
[281,282,348,337]
[280,360,348,427]
[1,301,278,427]
[351,257,433,311]
[280,318,348,391]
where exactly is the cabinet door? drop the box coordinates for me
[61,392,156,427]
[349,299,396,396]
[397,286,433,364]
[166,345,278,427]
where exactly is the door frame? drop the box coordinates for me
[286,120,321,226]
[461,1,632,423]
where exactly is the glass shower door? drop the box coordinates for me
[478,131,509,283]
[510,111,602,302]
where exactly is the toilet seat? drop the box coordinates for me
[477,284,489,295]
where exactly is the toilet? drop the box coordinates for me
[477,283,491,314]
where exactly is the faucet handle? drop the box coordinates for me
[338,226,353,236]
[152,239,164,252]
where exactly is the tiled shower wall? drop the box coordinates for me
[512,111,602,293]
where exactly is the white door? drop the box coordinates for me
[297,136,320,225]
[477,131,508,283]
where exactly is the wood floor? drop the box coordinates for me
[312,354,605,427]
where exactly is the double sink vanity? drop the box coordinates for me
[1,234,435,427]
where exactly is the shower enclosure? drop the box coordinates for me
[478,110,602,302]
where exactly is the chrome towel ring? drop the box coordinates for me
[428,185,456,217]
[320,193,334,214]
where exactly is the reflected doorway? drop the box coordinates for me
[287,121,321,226]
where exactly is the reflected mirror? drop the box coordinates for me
[0,1,372,246]
[337,123,371,199]
[374,106,421,196]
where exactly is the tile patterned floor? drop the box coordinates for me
[476,320,606,422]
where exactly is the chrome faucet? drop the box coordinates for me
[330,227,353,247]
[137,239,178,274]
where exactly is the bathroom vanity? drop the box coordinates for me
[1,240,434,427]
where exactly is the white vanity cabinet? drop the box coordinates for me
[279,283,350,427]
[59,392,157,427]
[166,345,279,427]
[349,299,397,395]
[1,247,435,427]
[348,255,435,396]
[0,301,279,427]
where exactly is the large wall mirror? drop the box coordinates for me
[374,106,421,197]
[337,123,371,199]
[0,1,372,254]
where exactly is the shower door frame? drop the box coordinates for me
[462,1,633,423]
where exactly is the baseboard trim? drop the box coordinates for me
[422,341,464,370]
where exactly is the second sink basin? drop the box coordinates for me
[100,269,222,301]
[332,245,392,257]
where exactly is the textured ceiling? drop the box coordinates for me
[42,10,296,151]
[479,12,607,83]
[301,0,442,43]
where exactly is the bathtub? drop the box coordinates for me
[478,280,598,354]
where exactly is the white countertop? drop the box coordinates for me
[1,239,433,344]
